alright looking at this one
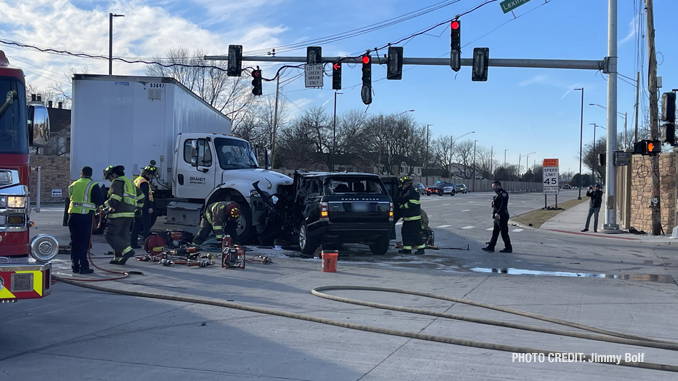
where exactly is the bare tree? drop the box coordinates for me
[454,140,475,178]
[430,135,454,177]
[277,107,332,169]
[475,146,494,180]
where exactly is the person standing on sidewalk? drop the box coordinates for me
[582,183,603,232]
[482,180,512,253]
[67,166,104,274]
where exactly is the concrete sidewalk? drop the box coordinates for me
[536,199,676,243]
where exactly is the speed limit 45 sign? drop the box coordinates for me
[543,159,559,194]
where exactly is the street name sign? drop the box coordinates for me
[500,0,532,14]
[543,158,559,195]
[305,64,324,88]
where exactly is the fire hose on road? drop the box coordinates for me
[50,276,678,374]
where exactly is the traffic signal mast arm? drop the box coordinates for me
[205,54,606,71]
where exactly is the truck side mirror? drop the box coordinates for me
[190,140,198,167]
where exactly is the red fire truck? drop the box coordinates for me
[0,50,59,303]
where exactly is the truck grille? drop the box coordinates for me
[11,273,33,292]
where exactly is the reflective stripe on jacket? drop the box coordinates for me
[68,178,98,214]
[105,176,141,218]
[134,176,154,202]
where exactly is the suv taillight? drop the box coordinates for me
[320,202,329,220]
[389,202,394,221]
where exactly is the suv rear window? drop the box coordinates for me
[325,177,386,195]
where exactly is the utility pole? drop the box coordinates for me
[646,0,661,235]
[377,115,383,175]
[425,124,430,186]
[271,74,280,169]
[634,71,640,142]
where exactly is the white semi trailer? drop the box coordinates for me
[70,74,292,242]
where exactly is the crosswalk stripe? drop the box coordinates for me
[443,204,450,206]
[461,226,474,230]
[487,227,494,230]
[436,225,451,228]
[462,209,470,212]
[512,228,524,232]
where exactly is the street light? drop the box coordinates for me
[504,149,507,167]
[589,123,606,183]
[109,13,125,75]
[518,152,535,178]
[590,103,627,150]
[472,139,478,191]
[332,92,343,172]
[574,88,584,199]
[425,124,433,185]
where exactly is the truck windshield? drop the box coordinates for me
[214,137,258,170]
[0,77,27,154]
[325,177,386,195]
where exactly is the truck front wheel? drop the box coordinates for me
[234,202,255,244]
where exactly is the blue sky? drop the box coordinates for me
[0,0,675,175]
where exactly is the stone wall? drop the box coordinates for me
[629,153,676,233]
[29,155,71,203]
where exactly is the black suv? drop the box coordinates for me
[253,172,394,255]
[294,172,393,254]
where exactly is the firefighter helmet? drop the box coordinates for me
[400,176,413,185]
[103,165,116,179]
[143,164,158,176]
[226,203,240,219]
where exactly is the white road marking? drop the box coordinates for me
[487,227,494,230]
[512,228,524,232]
[462,209,470,212]
[436,225,451,228]
[442,204,450,206]
[461,226,474,230]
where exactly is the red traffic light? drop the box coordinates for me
[451,20,460,30]
[362,56,370,64]
[333,62,341,71]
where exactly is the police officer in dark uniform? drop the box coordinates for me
[395,176,425,255]
[482,180,513,253]
[68,166,104,274]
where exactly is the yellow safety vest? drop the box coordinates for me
[106,176,143,218]
[134,176,154,202]
[68,178,98,214]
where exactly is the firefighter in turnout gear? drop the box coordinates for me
[192,201,240,246]
[68,166,104,274]
[131,164,157,248]
[102,165,143,265]
[482,180,513,253]
[395,176,425,255]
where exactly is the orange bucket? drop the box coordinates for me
[321,251,338,272]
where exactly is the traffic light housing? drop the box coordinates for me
[450,19,461,72]
[472,48,489,81]
[251,69,262,96]
[307,46,322,64]
[361,54,372,105]
[634,139,662,155]
[661,123,675,145]
[332,62,342,90]
[661,92,676,123]
[387,46,403,80]
[227,45,242,77]
[598,153,606,167]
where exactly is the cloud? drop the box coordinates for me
[619,15,638,45]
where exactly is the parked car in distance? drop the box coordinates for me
[413,182,427,195]
[562,184,571,189]
[456,183,468,194]
[427,182,455,196]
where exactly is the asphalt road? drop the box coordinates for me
[2,190,677,381]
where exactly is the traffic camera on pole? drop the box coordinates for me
[227,45,242,76]
[361,54,372,105]
[387,46,403,80]
[251,69,262,96]
[332,62,342,90]
[450,19,461,72]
